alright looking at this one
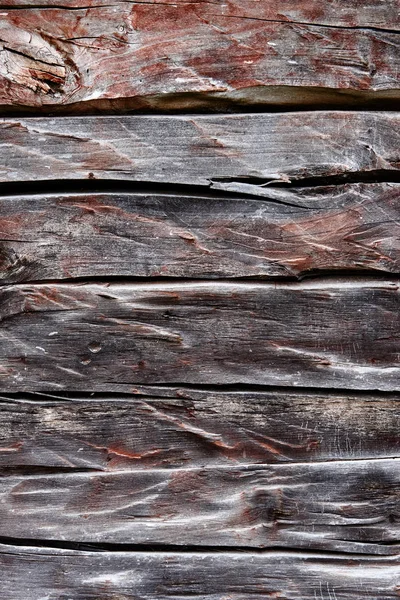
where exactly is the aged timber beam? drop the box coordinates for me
[0,113,400,184]
[0,546,398,599]
[0,279,399,391]
[0,1,399,111]
[1,184,400,283]
[0,390,398,468]
[0,458,399,554]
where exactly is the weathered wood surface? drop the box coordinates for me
[1,0,398,26]
[1,184,400,283]
[1,113,400,184]
[0,2,399,112]
[2,457,399,553]
[1,546,399,600]
[1,390,399,469]
[0,4,399,600]
[0,279,399,391]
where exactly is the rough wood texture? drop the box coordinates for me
[0,279,399,391]
[1,0,399,25]
[1,2,400,599]
[1,545,399,600]
[1,112,400,184]
[1,183,400,283]
[0,1,399,112]
[2,458,399,554]
[1,390,399,469]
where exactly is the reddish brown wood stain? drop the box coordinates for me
[0,1,399,111]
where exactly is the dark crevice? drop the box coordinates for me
[0,384,399,402]
[0,178,251,200]
[0,274,294,287]
[0,466,101,477]
[1,270,400,289]
[0,536,394,556]
[0,171,398,203]
[1,88,400,116]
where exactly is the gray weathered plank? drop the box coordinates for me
[1,184,400,283]
[1,391,399,469]
[0,545,399,599]
[1,112,400,184]
[0,1,399,112]
[0,279,399,391]
[2,458,399,553]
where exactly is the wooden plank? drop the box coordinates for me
[2,388,400,466]
[1,391,399,469]
[0,546,399,599]
[1,112,400,184]
[1,0,397,27]
[0,279,399,391]
[2,458,399,553]
[1,184,400,283]
[0,2,399,112]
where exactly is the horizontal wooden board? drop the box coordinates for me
[2,0,399,25]
[1,391,399,469]
[1,113,400,184]
[0,1,399,111]
[2,458,399,553]
[2,0,398,26]
[0,546,399,600]
[0,279,399,391]
[1,184,400,283]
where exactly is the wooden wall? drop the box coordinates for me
[0,1,399,598]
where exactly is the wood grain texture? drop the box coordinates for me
[1,390,399,469]
[0,1,399,112]
[0,545,399,600]
[1,112,400,184]
[1,183,400,283]
[1,0,398,27]
[2,458,399,553]
[1,4,399,599]
[0,279,399,391]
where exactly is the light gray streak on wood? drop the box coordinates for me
[0,113,399,184]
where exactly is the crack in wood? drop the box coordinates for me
[0,536,397,555]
